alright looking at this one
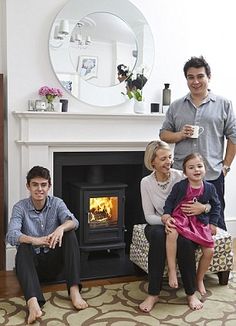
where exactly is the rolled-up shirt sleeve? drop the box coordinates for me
[6,204,24,246]
[224,100,236,143]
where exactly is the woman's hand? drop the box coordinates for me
[161,214,176,233]
[181,200,206,216]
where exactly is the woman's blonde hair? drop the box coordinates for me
[144,140,171,171]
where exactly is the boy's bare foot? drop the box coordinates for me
[27,297,42,324]
[139,295,159,313]
[187,294,203,310]
[70,285,88,310]
[197,279,206,296]
[168,270,178,288]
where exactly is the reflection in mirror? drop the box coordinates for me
[49,0,155,107]
[68,13,137,87]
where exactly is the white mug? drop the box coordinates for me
[190,125,204,138]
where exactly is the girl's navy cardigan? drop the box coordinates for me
[163,179,221,226]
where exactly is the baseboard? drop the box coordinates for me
[5,245,16,271]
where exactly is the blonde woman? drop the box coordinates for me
[139,140,209,312]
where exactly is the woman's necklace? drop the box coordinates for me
[154,172,171,190]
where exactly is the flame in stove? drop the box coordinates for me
[89,196,118,224]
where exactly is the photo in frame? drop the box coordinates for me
[77,55,98,80]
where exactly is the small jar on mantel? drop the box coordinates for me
[162,83,171,114]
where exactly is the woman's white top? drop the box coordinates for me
[140,169,184,225]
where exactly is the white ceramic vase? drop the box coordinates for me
[134,100,145,114]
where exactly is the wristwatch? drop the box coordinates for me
[223,165,231,174]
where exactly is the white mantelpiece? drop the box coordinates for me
[13,111,165,143]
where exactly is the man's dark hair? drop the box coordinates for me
[183,56,211,78]
[26,166,51,185]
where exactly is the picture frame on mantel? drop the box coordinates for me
[77,55,98,80]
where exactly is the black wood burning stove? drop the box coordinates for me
[69,182,127,258]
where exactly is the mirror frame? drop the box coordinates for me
[49,0,155,107]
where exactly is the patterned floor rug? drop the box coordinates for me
[1,273,236,326]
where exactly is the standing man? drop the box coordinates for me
[6,166,88,324]
[160,56,236,231]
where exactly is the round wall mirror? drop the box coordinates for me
[49,0,155,107]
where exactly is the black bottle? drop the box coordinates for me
[162,83,171,114]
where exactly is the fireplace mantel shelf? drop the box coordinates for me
[13,110,165,145]
[16,140,150,147]
[13,111,165,120]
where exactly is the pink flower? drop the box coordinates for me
[38,86,63,98]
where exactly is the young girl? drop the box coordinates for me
[161,153,221,295]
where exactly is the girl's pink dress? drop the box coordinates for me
[172,184,214,248]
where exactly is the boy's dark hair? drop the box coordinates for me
[183,56,211,78]
[26,166,51,185]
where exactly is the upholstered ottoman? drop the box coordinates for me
[130,224,234,285]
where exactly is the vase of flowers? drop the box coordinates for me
[125,68,147,114]
[38,86,63,111]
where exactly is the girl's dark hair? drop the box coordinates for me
[182,153,205,173]
[183,56,211,78]
[26,166,51,185]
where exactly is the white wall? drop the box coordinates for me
[2,0,236,258]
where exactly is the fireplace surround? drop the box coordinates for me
[53,151,148,279]
[53,151,147,256]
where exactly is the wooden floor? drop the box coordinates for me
[0,270,145,298]
[1,239,235,299]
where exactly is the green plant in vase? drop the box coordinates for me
[127,88,143,101]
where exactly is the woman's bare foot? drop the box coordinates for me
[27,297,42,324]
[187,294,203,310]
[139,295,159,313]
[168,270,178,288]
[197,279,206,296]
[70,285,88,310]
